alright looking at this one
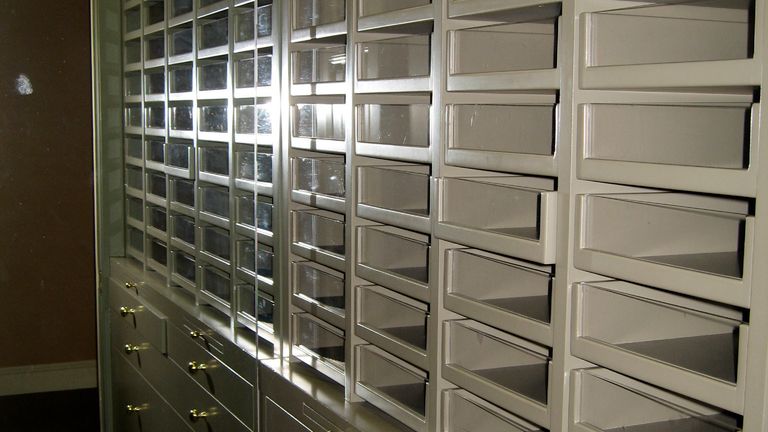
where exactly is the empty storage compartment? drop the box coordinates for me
[292,0,346,31]
[124,38,141,65]
[198,142,229,182]
[575,193,753,307]
[169,102,194,133]
[236,283,258,329]
[291,101,346,151]
[144,68,165,96]
[144,32,165,63]
[291,45,346,89]
[355,344,427,432]
[445,248,552,346]
[125,135,143,162]
[357,285,428,368]
[443,389,543,432]
[356,98,431,161]
[292,260,345,327]
[172,0,193,17]
[292,312,346,385]
[200,184,230,221]
[448,18,558,90]
[578,102,758,196]
[124,104,142,131]
[170,177,196,209]
[256,4,273,38]
[291,209,345,270]
[125,166,143,194]
[198,13,228,54]
[124,71,141,97]
[443,319,550,427]
[446,101,557,176]
[236,238,256,276]
[257,243,274,283]
[169,63,193,94]
[358,0,430,17]
[146,204,167,235]
[124,6,140,33]
[357,225,429,302]
[126,197,144,227]
[201,265,233,310]
[199,102,229,135]
[358,164,430,232]
[172,250,197,288]
[127,227,145,259]
[255,196,274,234]
[171,213,196,246]
[201,225,231,264]
[145,103,166,132]
[198,58,229,92]
[572,280,747,413]
[146,170,167,201]
[438,176,556,264]
[148,237,168,272]
[169,26,193,58]
[572,368,742,432]
[234,6,255,44]
[291,155,346,211]
[166,140,194,177]
[357,35,430,86]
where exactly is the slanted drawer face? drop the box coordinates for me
[263,397,312,432]
[167,324,255,427]
[111,313,168,378]
[112,349,191,432]
[109,277,168,353]
[442,389,542,432]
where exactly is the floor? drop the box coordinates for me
[0,388,100,431]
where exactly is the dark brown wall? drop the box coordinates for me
[0,0,96,367]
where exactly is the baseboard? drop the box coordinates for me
[0,360,98,396]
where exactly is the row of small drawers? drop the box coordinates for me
[109,276,254,431]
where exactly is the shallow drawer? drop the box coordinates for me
[572,280,747,413]
[443,319,550,427]
[167,324,255,426]
[292,260,346,329]
[356,285,428,369]
[444,248,552,346]
[200,265,233,312]
[442,389,542,432]
[355,344,427,432]
[357,225,430,302]
[292,312,346,386]
[293,0,346,30]
[357,103,430,148]
[112,348,191,432]
[111,313,169,380]
[575,192,753,308]
[109,277,168,353]
[357,165,430,232]
[359,0,430,17]
[438,176,556,264]
[291,155,346,212]
[571,368,741,432]
[291,209,346,271]
[291,44,346,86]
[357,35,430,81]
[292,102,346,142]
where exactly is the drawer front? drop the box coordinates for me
[180,318,257,384]
[111,313,170,379]
[109,276,168,353]
[263,396,312,432]
[112,348,192,432]
[167,323,255,427]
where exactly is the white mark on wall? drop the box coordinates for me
[15,74,33,95]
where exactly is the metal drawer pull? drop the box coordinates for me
[119,306,136,317]
[188,361,208,373]
[124,282,138,291]
[126,404,147,413]
[124,344,141,354]
[189,409,209,422]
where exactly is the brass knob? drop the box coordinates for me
[188,361,208,373]
[189,409,208,422]
[126,404,146,413]
[124,344,140,354]
[119,306,136,317]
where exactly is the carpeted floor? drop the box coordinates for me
[0,388,100,431]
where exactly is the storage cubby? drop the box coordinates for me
[256,196,274,235]
[124,104,142,131]
[146,170,167,202]
[169,64,193,95]
[145,103,166,132]
[234,146,256,189]
[166,140,193,177]
[169,25,193,59]
[125,71,141,97]
[442,389,543,432]
[145,1,165,27]
[171,250,197,289]
[171,0,193,17]
[198,142,229,183]
[257,243,275,283]
[144,32,165,64]
[198,13,229,55]
[292,0,346,36]
[292,312,346,385]
[292,260,345,328]
[575,192,753,307]
[144,68,165,97]
[358,0,430,18]
[124,6,141,34]
[445,101,557,176]
[199,184,230,221]
[438,176,557,264]
[126,197,144,227]
[235,6,255,46]
[445,248,553,346]
[358,164,430,232]
[356,100,431,162]
[147,204,167,235]
[257,289,275,334]
[235,192,256,232]
[145,138,165,170]
[125,166,143,195]
[171,213,196,247]
[169,102,194,133]
[357,284,428,368]
[126,227,145,259]
[291,101,346,152]
[357,34,430,90]
[199,102,229,135]
[572,368,742,432]
[257,4,273,38]
[237,283,258,328]
[170,177,195,210]
[291,209,346,270]
[448,19,558,91]
[357,225,430,302]
[580,0,756,88]
[291,155,346,212]
[257,146,274,184]
[291,44,346,94]
[355,344,428,432]
[201,225,232,265]
[257,51,273,87]
[201,265,233,310]
[443,319,550,428]
[237,238,256,276]
[148,237,168,272]
[573,280,748,413]
[578,101,758,197]
[199,58,229,92]
[124,38,141,65]
[257,99,274,136]
[125,135,143,163]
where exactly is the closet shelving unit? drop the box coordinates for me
[95,0,768,430]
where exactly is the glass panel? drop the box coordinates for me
[236,8,255,42]
[293,45,345,84]
[126,136,143,159]
[125,105,142,128]
[170,65,193,93]
[257,150,272,183]
[359,104,430,147]
[145,70,165,94]
[146,1,165,25]
[170,104,194,131]
[172,0,193,16]
[147,171,167,198]
[358,35,430,80]
[202,226,231,261]
[236,104,255,134]
[203,267,232,304]
[167,141,192,169]
[257,4,273,37]
[171,178,195,207]
[150,239,168,266]
[199,61,228,91]
[125,72,142,96]
[174,251,197,282]
[173,214,196,245]
[200,146,229,175]
[146,35,165,60]
[126,166,143,190]
[200,16,228,50]
[200,105,228,132]
[146,104,166,129]
[147,139,165,164]
[170,27,193,56]
[201,185,230,218]
[148,206,167,232]
[236,56,255,88]
[257,53,272,86]
[292,104,345,140]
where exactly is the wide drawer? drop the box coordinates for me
[112,348,192,432]
[109,276,168,353]
[167,323,255,426]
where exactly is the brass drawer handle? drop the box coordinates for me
[119,306,136,317]
[189,409,208,422]
[124,344,141,354]
[188,361,208,373]
[126,404,147,413]
[125,282,138,291]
